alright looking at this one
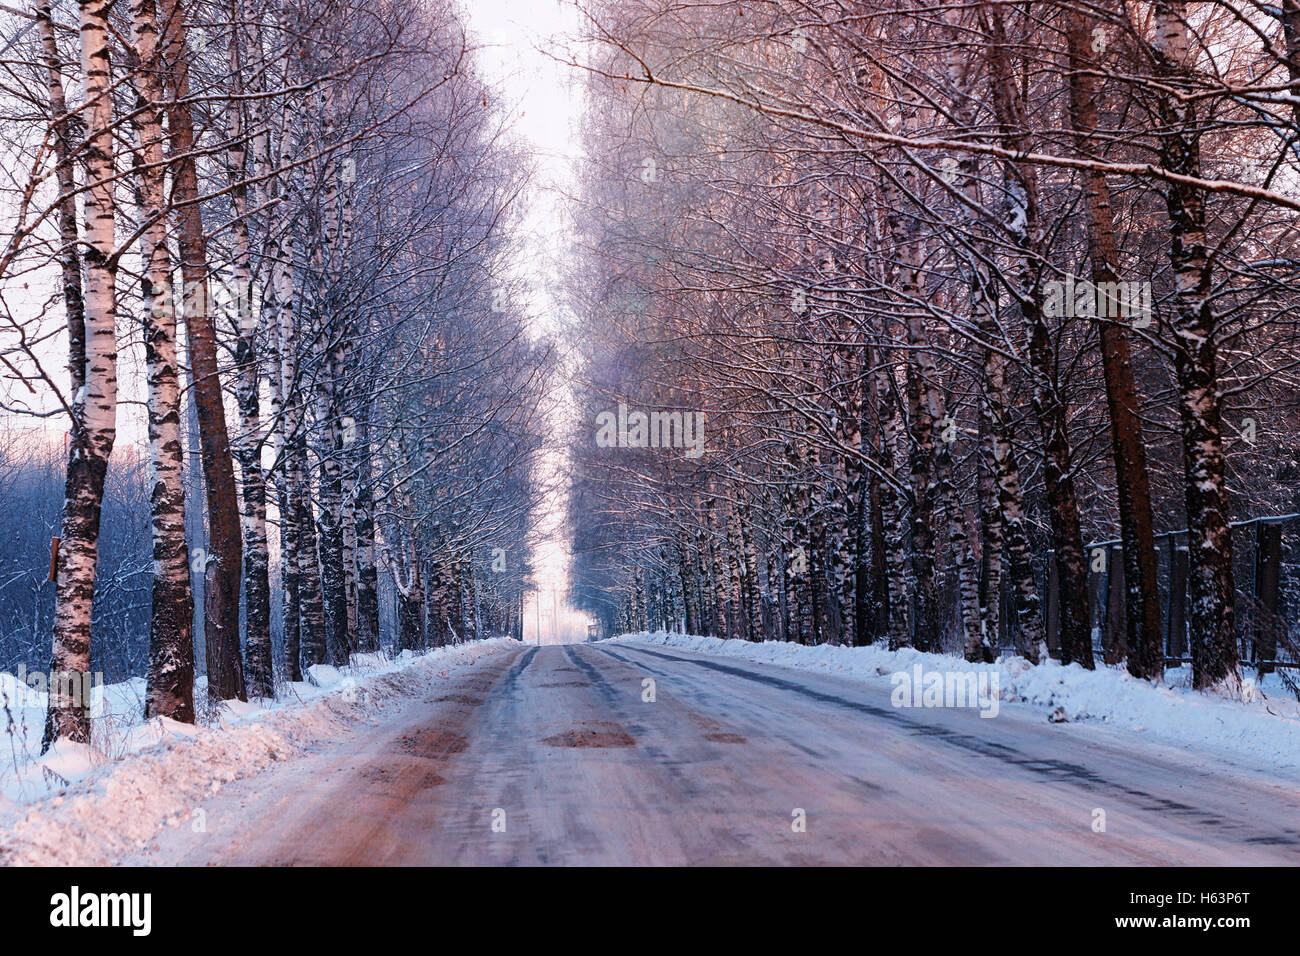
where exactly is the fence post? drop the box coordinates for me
[1166,536,1188,662]
[1254,520,1282,676]
[1046,558,1061,659]
[1105,544,1126,665]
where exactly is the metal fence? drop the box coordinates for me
[1013,515,1300,676]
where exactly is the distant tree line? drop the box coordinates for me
[0,0,552,747]
[564,0,1300,695]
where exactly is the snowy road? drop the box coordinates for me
[132,641,1300,865]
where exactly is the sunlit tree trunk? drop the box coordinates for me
[44,0,118,748]
[130,0,195,722]
[225,9,274,696]
[1065,3,1163,681]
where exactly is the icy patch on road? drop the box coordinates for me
[0,639,516,865]
[606,632,1300,772]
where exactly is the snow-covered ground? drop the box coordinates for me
[0,639,517,865]
[605,632,1300,773]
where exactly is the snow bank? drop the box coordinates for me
[0,639,516,865]
[606,632,1300,772]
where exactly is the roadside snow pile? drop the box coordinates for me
[606,632,1300,771]
[0,639,515,865]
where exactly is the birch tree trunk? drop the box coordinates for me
[36,0,84,409]
[739,502,762,642]
[261,101,300,683]
[943,29,1005,662]
[45,0,118,748]
[963,20,1047,659]
[130,0,195,722]
[310,99,354,664]
[296,441,328,666]
[875,343,912,650]
[976,392,1002,660]
[395,535,425,651]
[271,96,320,677]
[980,0,1089,665]
[864,342,890,646]
[877,115,940,650]
[225,11,274,697]
[1153,1,1241,691]
[354,417,381,652]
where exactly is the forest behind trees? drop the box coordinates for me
[563,0,1300,697]
[0,0,551,747]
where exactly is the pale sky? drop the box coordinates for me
[460,0,590,641]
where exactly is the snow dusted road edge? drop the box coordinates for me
[0,639,517,866]
[605,632,1300,774]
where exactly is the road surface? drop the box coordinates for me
[131,641,1300,865]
